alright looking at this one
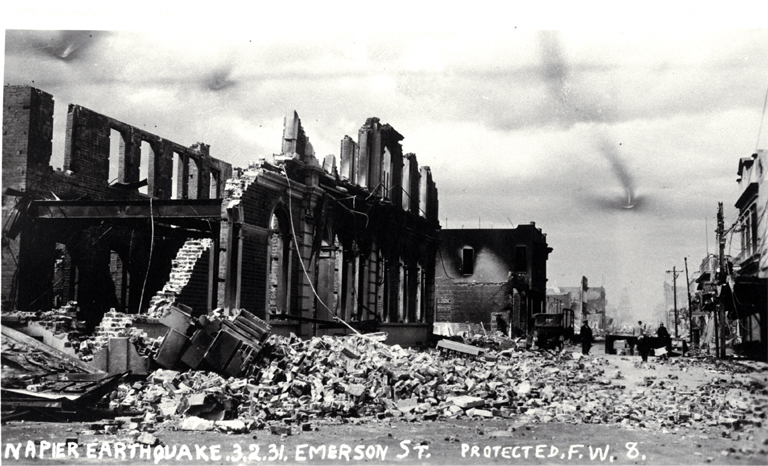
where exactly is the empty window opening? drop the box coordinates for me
[210,170,220,199]
[462,247,474,275]
[109,129,123,185]
[267,212,290,316]
[172,152,183,199]
[52,243,74,307]
[188,158,200,199]
[515,246,527,272]
[109,251,128,312]
[139,141,153,195]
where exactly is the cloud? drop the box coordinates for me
[5,30,110,62]
[4,27,765,320]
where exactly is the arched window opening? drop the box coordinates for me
[139,140,153,195]
[267,211,291,316]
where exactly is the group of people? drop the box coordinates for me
[634,320,672,361]
[580,319,673,359]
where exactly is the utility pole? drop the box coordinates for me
[684,257,694,346]
[666,266,680,338]
[717,202,727,359]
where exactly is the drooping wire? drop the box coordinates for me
[756,84,768,151]
[283,170,333,316]
[138,197,155,314]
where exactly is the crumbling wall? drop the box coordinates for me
[62,104,231,200]
[221,111,440,342]
[435,279,507,324]
[2,85,231,322]
[2,86,55,308]
[148,239,213,318]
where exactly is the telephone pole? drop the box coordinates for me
[684,257,694,345]
[717,202,727,359]
[666,266,680,338]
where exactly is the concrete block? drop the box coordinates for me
[180,416,215,431]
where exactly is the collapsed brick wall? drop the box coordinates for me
[147,239,213,317]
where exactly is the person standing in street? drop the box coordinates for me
[581,321,593,355]
[638,334,650,362]
[657,323,671,352]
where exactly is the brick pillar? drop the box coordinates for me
[2,86,54,309]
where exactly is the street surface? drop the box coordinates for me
[2,343,767,466]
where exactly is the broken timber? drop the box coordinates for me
[1,325,103,374]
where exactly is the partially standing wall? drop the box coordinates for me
[2,85,231,329]
[221,111,440,346]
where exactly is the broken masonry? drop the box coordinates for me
[2,85,439,347]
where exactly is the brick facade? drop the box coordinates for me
[220,112,440,340]
[2,85,231,328]
[3,85,441,345]
[435,226,552,335]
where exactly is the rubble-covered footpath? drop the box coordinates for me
[106,333,768,440]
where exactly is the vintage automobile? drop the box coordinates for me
[533,310,574,351]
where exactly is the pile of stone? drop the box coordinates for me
[104,333,767,436]
[70,311,162,362]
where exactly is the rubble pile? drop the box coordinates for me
[654,354,768,374]
[73,311,161,361]
[2,302,83,336]
[102,334,768,435]
[457,332,517,351]
[1,333,88,388]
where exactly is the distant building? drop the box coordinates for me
[545,290,571,314]
[556,284,607,330]
[434,224,552,336]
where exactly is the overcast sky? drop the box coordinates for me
[3,4,768,323]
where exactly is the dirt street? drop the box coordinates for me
[3,344,767,466]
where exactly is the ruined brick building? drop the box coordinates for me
[2,85,440,345]
[435,225,552,336]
